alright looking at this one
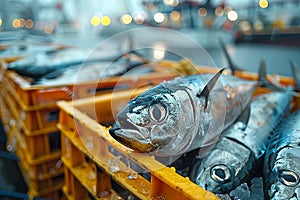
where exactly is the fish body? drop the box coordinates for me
[7,49,146,83]
[263,110,300,200]
[110,72,260,157]
[188,92,292,194]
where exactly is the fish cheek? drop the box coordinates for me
[150,125,175,148]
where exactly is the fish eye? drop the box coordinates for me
[279,170,300,187]
[210,165,231,183]
[149,103,167,123]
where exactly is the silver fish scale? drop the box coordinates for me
[264,110,300,200]
[160,73,258,155]
[225,92,292,159]
[190,92,292,194]
[167,73,257,129]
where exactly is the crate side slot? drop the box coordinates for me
[60,126,151,200]
[15,144,63,180]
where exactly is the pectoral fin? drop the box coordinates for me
[237,104,251,131]
[196,68,226,109]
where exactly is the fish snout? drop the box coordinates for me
[109,123,157,153]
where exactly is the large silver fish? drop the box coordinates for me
[109,64,287,157]
[263,109,300,200]
[188,92,292,194]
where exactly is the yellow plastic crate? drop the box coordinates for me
[15,139,63,180]
[17,150,64,194]
[28,188,63,200]
[1,86,61,159]
[57,87,219,200]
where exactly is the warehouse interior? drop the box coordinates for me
[1,0,300,200]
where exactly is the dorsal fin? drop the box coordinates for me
[257,59,296,95]
[219,38,242,74]
[258,59,267,84]
[290,61,300,92]
[196,68,226,109]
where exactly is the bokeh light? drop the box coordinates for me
[154,13,165,23]
[259,0,269,9]
[12,19,21,28]
[170,10,181,21]
[198,8,207,17]
[227,10,238,22]
[101,16,111,26]
[25,19,33,29]
[90,16,101,27]
[121,14,132,25]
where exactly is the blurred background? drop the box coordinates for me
[0,0,300,76]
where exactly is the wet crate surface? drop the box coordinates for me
[57,68,300,200]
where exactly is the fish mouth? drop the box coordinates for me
[109,123,158,153]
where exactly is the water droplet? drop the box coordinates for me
[9,119,15,126]
[50,168,57,175]
[97,190,111,198]
[107,157,121,172]
[55,160,63,169]
[128,171,138,180]
[86,136,94,151]
[127,194,135,200]
[29,169,35,178]
[20,111,26,120]
[64,137,71,158]
[142,188,149,195]
[88,171,96,180]
[4,125,10,132]
[155,195,166,200]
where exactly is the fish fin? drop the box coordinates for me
[290,61,300,92]
[219,38,242,74]
[196,68,226,109]
[258,59,298,95]
[237,104,251,131]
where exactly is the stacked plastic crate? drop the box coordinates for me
[0,57,68,198]
[0,53,183,198]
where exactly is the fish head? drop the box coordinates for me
[191,137,252,194]
[110,84,193,154]
[192,149,237,193]
[265,156,300,200]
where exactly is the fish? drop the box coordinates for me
[263,109,300,200]
[7,49,148,83]
[109,61,291,157]
[188,92,292,194]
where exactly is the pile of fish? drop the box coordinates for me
[110,62,300,199]
[5,47,150,86]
